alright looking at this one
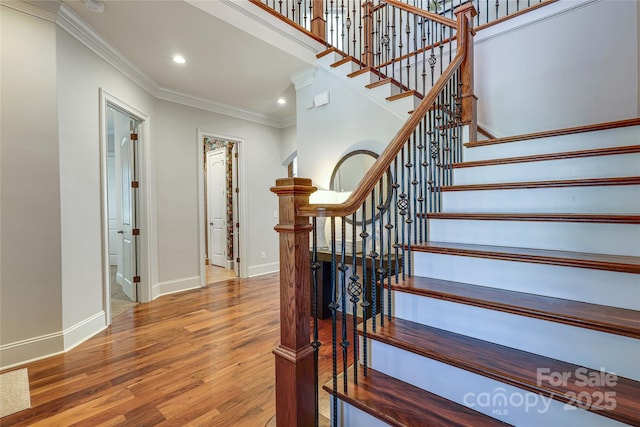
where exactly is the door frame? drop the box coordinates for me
[100,89,155,323]
[197,129,248,282]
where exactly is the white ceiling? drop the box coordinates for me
[59,0,322,126]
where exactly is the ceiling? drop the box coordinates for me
[58,0,321,126]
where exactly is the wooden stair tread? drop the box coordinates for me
[366,77,395,89]
[324,365,512,426]
[331,56,357,68]
[393,276,640,338]
[386,90,421,102]
[453,145,640,169]
[361,318,640,425]
[465,118,640,148]
[425,212,640,224]
[316,47,342,59]
[412,241,640,274]
[442,176,640,192]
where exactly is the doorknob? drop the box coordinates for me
[117,230,124,234]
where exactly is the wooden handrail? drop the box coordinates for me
[299,47,466,218]
[382,0,457,28]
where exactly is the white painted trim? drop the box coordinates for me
[0,0,59,22]
[475,0,600,45]
[197,130,249,284]
[56,3,296,129]
[154,276,201,297]
[63,311,107,352]
[248,262,279,277]
[0,311,106,371]
[99,90,155,328]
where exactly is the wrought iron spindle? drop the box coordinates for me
[348,211,360,385]
[339,217,349,393]
[377,178,386,326]
[369,188,378,330]
[311,217,321,427]
[359,200,369,376]
[329,217,338,427]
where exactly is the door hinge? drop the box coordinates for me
[235,222,239,228]
[133,276,141,283]
[132,228,140,236]
[130,133,138,141]
[236,258,240,263]
[234,152,238,158]
[235,187,239,193]
[131,181,139,188]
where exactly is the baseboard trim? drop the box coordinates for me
[154,276,201,298]
[63,311,107,352]
[248,262,279,277]
[0,311,107,371]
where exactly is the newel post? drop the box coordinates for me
[455,3,478,142]
[311,0,326,41]
[270,177,317,427]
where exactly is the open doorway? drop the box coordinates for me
[106,104,139,317]
[198,132,248,284]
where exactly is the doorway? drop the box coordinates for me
[106,104,139,316]
[198,132,247,284]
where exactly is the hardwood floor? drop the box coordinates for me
[1,273,346,426]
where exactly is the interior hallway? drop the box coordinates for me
[0,272,341,426]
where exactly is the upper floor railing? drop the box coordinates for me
[252,0,554,96]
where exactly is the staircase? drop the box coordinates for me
[325,119,640,426]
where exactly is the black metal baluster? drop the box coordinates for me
[339,216,349,393]
[385,171,393,320]
[360,201,369,376]
[348,212,360,385]
[369,189,378,330]
[392,158,400,283]
[311,217,321,427]
[329,217,338,427]
[377,178,386,327]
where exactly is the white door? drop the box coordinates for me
[208,149,226,267]
[112,106,138,301]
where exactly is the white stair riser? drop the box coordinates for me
[317,51,344,68]
[428,219,640,256]
[464,126,640,161]
[442,185,640,214]
[385,94,418,116]
[392,292,640,380]
[331,60,359,75]
[413,252,640,310]
[369,341,628,427]
[348,71,380,86]
[332,397,389,427]
[454,153,640,185]
[366,82,400,101]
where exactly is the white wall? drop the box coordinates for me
[280,124,297,165]
[295,67,405,189]
[154,99,285,282]
[475,0,639,137]
[1,2,287,368]
[1,4,63,366]
[56,27,157,348]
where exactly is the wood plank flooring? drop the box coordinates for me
[0,273,340,426]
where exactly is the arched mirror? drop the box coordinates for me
[330,150,391,225]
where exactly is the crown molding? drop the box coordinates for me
[56,3,158,96]
[156,87,290,128]
[1,0,59,22]
[55,3,294,129]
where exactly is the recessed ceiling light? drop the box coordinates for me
[172,55,186,64]
[277,97,286,105]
